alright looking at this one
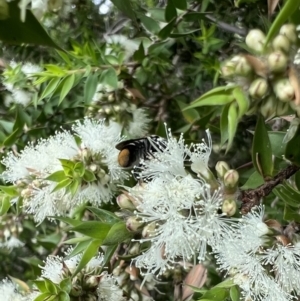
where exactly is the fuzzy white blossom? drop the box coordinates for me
[213,206,300,301]
[0,236,24,250]
[98,272,126,301]
[127,108,151,137]
[1,119,128,222]
[125,129,233,275]
[0,279,25,301]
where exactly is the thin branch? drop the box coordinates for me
[240,164,300,214]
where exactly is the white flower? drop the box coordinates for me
[104,34,139,61]
[1,118,128,222]
[12,89,32,106]
[21,63,42,75]
[0,236,24,250]
[40,255,64,284]
[0,279,24,301]
[98,272,126,301]
[127,108,151,137]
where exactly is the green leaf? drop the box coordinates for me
[284,204,300,222]
[71,221,112,239]
[285,123,300,166]
[52,178,72,193]
[110,0,136,21]
[39,77,61,101]
[33,293,52,301]
[87,207,121,223]
[64,236,90,244]
[74,239,102,275]
[0,1,62,49]
[3,127,21,147]
[183,12,205,22]
[185,86,234,110]
[67,179,80,197]
[220,104,230,146]
[0,196,11,215]
[58,291,70,301]
[265,0,300,46]
[45,170,67,182]
[103,222,133,245]
[59,74,75,105]
[83,170,96,182]
[227,102,238,152]
[295,171,300,191]
[54,216,82,227]
[274,182,300,208]
[214,278,235,288]
[64,239,92,259]
[102,245,118,267]
[232,87,249,119]
[268,131,286,158]
[133,42,145,62]
[84,72,99,105]
[165,0,177,22]
[202,287,229,301]
[158,17,176,40]
[100,67,118,90]
[252,115,273,178]
[59,278,72,294]
[240,171,264,190]
[0,185,18,196]
[45,279,58,294]
[230,286,240,301]
[173,0,187,10]
[138,13,160,34]
[177,99,200,124]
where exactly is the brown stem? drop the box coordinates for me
[240,165,300,214]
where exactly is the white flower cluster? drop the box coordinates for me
[1,119,128,223]
[126,129,233,275]
[213,206,300,301]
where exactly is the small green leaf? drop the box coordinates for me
[165,0,177,22]
[220,103,230,146]
[214,278,235,288]
[227,102,238,152]
[84,72,99,105]
[230,285,240,301]
[74,239,102,275]
[0,185,18,196]
[0,196,11,215]
[285,123,300,166]
[240,171,264,190]
[45,170,67,182]
[268,131,286,158]
[265,0,300,46]
[177,99,200,124]
[185,86,235,110]
[44,279,58,294]
[33,292,52,301]
[3,127,21,147]
[110,0,136,21]
[158,17,176,40]
[83,170,96,182]
[284,204,300,222]
[39,77,61,101]
[133,42,145,62]
[71,221,112,239]
[59,278,72,294]
[100,67,118,90]
[54,216,82,227]
[232,87,249,119]
[52,178,72,193]
[102,245,118,267]
[58,291,70,301]
[274,183,300,208]
[103,222,133,245]
[67,180,80,197]
[202,287,229,301]
[64,239,92,259]
[173,0,187,10]
[295,171,300,191]
[138,13,160,34]
[59,74,75,105]
[87,207,121,223]
[252,115,273,178]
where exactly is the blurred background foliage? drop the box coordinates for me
[1,0,299,300]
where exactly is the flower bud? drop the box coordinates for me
[21,188,32,198]
[126,216,143,232]
[222,199,237,217]
[128,243,140,255]
[245,29,266,53]
[280,23,297,43]
[267,51,288,73]
[260,95,277,119]
[272,34,291,53]
[273,79,295,102]
[116,194,136,210]
[232,56,252,76]
[142,221,156,238]
[86,275,99,288]
[215,161,230,179]
[248,78,269,99]
[223,169,239,189]
[221,60,236,78]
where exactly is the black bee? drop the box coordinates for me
[115,136,167,179]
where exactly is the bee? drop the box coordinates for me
[116,136,167,179]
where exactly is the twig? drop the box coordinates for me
[240,164,300,214]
